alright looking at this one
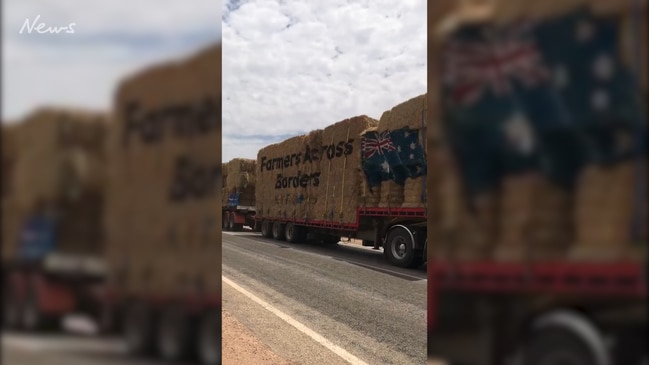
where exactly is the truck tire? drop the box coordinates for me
[3,280,22,330]
[21,286,60,332]
[222,212,229,231]
[123,302,157,356]
[157,306,195,362]
[384,226,419,268]
[285,223,305,243]
[272,222,286,241]
[197,309,221,365]
[261,220,273,238]
[228,215,236,231]
[521,327,599,365]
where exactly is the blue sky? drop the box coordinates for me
[221,0,426,161]
[2,0,222,121]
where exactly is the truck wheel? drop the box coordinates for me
[272,222,286,240]
[261,220,273,238]
[222,213,230,231]
[228,215,236,231]
[197,309,221,365]
[384,227,419,268]
[3,280,22,330]
[157,307,195,362]
[21,287,60,332]
[521,327,598,365]
[123,302,156,356]
[285,223,305,243]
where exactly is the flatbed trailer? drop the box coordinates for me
[428,261,647,365]
[222,192,257,231]
[255,206,427,268]
[3,254,108,332]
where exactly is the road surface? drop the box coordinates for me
[222,231,428,365]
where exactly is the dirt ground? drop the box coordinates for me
[222,309,296,365]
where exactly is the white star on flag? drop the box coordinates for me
[416,166,423,173]
[397,146,402,153]
[410,142,416,150]
[410,154,415,160]
[381,161,390,172]
[404,131,410,138]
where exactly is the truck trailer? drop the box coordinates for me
[2,109,109,333]
[100,44,223,365]
[426,0,647,364]
[243,97,430,269]
[222,159,257,231]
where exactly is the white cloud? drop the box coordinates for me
[2,0,222,121]
[222,0,426,162]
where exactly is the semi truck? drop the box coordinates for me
[2,109,109,333]
[222,159,257,232]
[3,44,223,365]
[233,103,429,269]
[427,0,647,364]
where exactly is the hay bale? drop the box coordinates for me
[256,135,306,220]
[379,181,404,207]
[10,108,107,211]
[377,94,426,131]
[570,161,647,261]
[494,173,574,261]
[106,43,221,294]
[312,116,378,223]
[402,178,426,208]
[224,158,256,207]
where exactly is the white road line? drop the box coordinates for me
[222,275,370,365]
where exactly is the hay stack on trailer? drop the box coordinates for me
[224,158,256,207]
[2,110,107,260]
[430,0,647,262]
[313,116,377,223]
[106,44,221,296]
[256,116,377,224]
[376,94,427,208]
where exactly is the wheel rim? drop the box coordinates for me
[273,223,278,237]
[391,236,408,260]
[261,221,268,236]
[199,316,220,364]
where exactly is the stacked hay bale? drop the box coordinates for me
[435,0,647,263]
[224,158,256,207]
[313,116,378,223]
[256,135,309,220]
[221,162,229,206]
[376,95,427,208]
[1,110,107,260]
[106,44,221,297]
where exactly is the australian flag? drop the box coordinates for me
[361,128,426,187]
[441,7,644,193]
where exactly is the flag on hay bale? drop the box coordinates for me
[361,127,426,187]
[441,6,644,194]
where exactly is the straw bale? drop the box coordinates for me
[10,108,107,210]
[225,158,256,189]
[494,173,574,261]
[106,44,221,290]
[570,161,647,261]
[256,135,306,220]
[312,116,378,223]
[379,181,404,207]
[377,94,426,131]
[402,178,426,208]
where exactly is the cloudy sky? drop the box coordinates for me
[222,0,427,162]
[2,0,221,122]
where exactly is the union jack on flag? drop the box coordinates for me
[361,130,396,159]
[443,20,551,106]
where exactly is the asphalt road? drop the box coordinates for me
[222,231,428,365]
[2,332,181,365]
